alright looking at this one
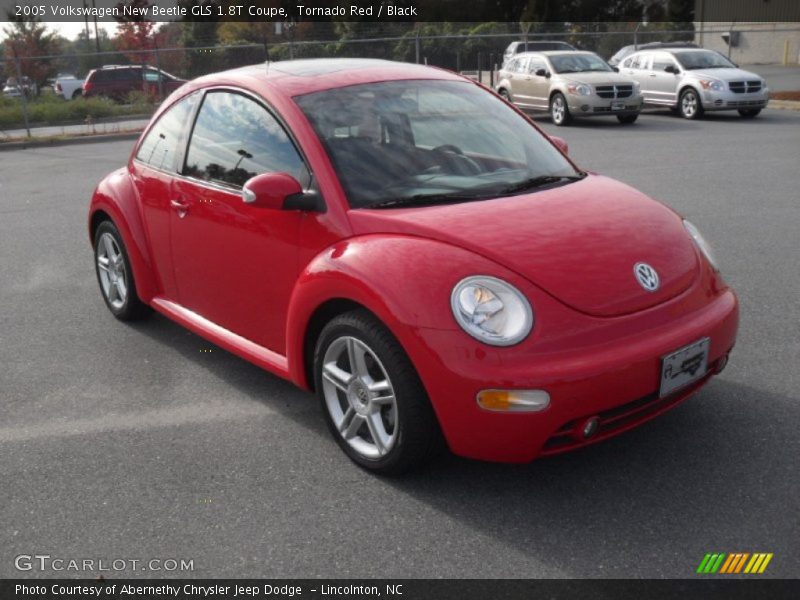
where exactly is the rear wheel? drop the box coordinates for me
[679,88,703,119]
[738,108,761,118]
[617,114,638,124]
[93,221,150,321]
[314,310,442,474]
[550,92,572,126]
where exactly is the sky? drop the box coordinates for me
[0,21,118,43]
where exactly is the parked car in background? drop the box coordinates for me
[54,75,85,100]
[607,41,698,67]
[619,48,769,119]
[502,40,577,68]
[89,59,738,472]
[496,51,643,125]
[82,65,185,101]
[2,76,38,98]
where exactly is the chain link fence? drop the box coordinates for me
[2,23,798,138]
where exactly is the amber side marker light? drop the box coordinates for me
[477,390,550,412]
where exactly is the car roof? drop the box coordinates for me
[185,58,465,98]
[516,50,597,58]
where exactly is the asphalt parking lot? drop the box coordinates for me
[1,107,798,579]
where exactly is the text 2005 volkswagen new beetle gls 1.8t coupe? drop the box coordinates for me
[89,59,738,473]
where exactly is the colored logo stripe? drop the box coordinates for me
[698,552,773,574]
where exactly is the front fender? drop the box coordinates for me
[284,234,528,389]
[88,167,158,302]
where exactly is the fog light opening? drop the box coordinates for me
[715,354,729,374]
[581,104,590,112]
[579,416,599,439]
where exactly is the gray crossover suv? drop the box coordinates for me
[495,51,643,126]
[619,48,769,119]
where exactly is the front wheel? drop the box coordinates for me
[550,93,572,126]
[314,310,442,474]
[93,221,150,321]
[617,114,638,124]
[738,108,761,118]
[498,88,511,103]
[679,88,703,119]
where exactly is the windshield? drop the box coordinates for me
[294,80,579,209]
[673,50,735,70]
[549,53,612,73]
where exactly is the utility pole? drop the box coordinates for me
[92,0,101,53]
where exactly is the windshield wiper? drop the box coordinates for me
[367,192,490,209]
[498,173,586,195]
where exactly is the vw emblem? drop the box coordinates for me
[634,262,660,292]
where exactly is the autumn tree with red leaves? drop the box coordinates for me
[114,0,155,64]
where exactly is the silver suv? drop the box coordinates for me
[619,48,769,119]
[495,51,643,126]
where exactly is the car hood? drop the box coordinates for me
[347,175,698,317]
[557,72,636,86]
[685,67,762,81]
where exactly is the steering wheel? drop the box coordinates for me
[431,144,482,176]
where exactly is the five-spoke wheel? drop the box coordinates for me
[93,220,149,320]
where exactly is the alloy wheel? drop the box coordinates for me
[321,336,398,460]
[96,232,128,310]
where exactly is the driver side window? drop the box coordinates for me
[136,92,199,171]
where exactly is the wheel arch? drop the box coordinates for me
[88,169,159,303]
[678,83,703,105]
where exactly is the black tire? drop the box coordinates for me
[314,309,443,474]
[738,108,761,118]
[550,92,572,126]
[617,114,638,124]
[679,88,703,119]
[71,90,83,100]
[93,220,150,321]
[498,88,511,103]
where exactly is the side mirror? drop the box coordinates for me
[612,66,620,72]
[664,65,678,74]
[242,172,303,210]
[549,135,568,155]
[535,68,548,78]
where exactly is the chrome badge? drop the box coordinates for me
[634,262,660,292]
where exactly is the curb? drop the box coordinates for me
[0,130,142,152]
[768,100,800,111]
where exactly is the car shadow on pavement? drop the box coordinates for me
[384,378,799,576]
[126,314,798,576]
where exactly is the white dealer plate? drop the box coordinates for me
[660,338,710,397]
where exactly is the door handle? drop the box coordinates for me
[649,73,657,77]
[170,198,190,218]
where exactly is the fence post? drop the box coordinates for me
[477,52,482,84]
[456,51,460,73]
[415,32,420,64]
[12,51,31,139]
[489,53,494,87]
[154,44,164,101]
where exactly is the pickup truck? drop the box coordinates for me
[55,76,85,100]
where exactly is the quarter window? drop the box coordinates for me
[136,92,199,171]
[183,91,309,189]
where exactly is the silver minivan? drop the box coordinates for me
[495,51,643,126]
[619,48,769,119]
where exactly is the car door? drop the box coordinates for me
[526,56,551,109]
[507,57,531,106]
[648,52,681,105]
[169,89,312,353]
[131,91,201,300]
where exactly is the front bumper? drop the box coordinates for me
[405,273,738,463]
[702,88,770,111]
[567,93,643,116]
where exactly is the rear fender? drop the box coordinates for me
[88,167,158,302]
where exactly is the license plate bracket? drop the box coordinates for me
[660,338,710,397]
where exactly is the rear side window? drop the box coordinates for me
[136,93,198,171]
[183,91,309,189]
[651,53,675,72]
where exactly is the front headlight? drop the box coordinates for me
[567,83,592,96]
[699,79,725,92]
[683,220,719,271]
[451,276,533,346]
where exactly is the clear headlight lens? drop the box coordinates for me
[568,83,592,96]
[683,220,719,271]
[699,79,725,91]
[451,276,533,346]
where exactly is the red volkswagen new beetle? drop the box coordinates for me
[88,59,738,473]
